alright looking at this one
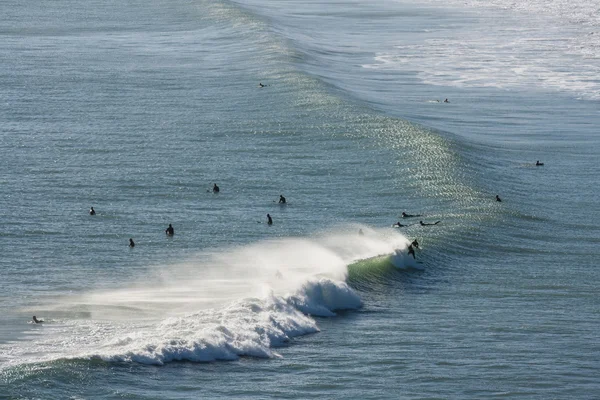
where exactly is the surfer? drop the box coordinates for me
[259,82,265,88]
[165,224,174,236]
[393,221,406,227]
[411,239,419,249]
[536,160,544,166]
[89,207,96,216]
[444,98,449,103]
[407,245,416,259]
[267,214,273,225]
[401,212,421,218]
[496,194,502,202]
[32,316,43,324]
[419,220,440,226]
[279,195,286,204]
[212,183,220,193]
[129,238,135,248]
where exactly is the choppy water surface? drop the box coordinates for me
[1,0,598,398]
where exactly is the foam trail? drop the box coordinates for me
[2,228,409,367]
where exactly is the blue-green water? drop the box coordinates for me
[1,0,599,398]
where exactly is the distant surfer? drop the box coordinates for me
[419,220,440,226]
[279,195,286,204]
[259,82,265,88]
[407,245,416,259]
[496,195,502,202]
[165,224,174,236]
[212,183,220,193]
[411,239,419,249]
[267,214,273,225]
[89,207,96,216]
[401,212,421,218]
[536,160,544,166]
[129,238,135,248]
[32,316,43,324]
[444,98,449,103]
[393,221,406,227]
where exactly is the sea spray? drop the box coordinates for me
[4,227,410,367]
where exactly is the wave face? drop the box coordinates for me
[0,229,409,367]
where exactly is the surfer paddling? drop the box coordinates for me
[393,221,407,227]
[401,212,422,218]
[536,160,544,166]
[419,220,440,226]
[32,316,43,324]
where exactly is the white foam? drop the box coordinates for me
[1,227,408,368]
[363,0,600,99]
[390,249,424,270]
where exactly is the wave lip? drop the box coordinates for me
[288,278,363,317]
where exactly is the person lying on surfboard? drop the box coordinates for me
[401,212,422,218]
[419,220,440,226]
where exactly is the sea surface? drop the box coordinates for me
[1,0,599,398]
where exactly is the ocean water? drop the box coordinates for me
[1,0,598,398]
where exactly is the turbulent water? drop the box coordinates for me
[1,0,599,398]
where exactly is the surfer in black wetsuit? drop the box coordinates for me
[267,214,273,225]
[411,239,419,249]
[407,245,416,259]
[402,212,421,218]
[393,221,406,227]
[165,224,174,236]
[279,195,286,204]
[129,238,135,248]
[536,160,544,166]
[420,220,440,226]
[32,316,43,324]
[444,98,449,103]
[212,183,220,193]
[89,207,96,215]
[496,195,502,202]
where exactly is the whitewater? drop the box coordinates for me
[2,230,414,368]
